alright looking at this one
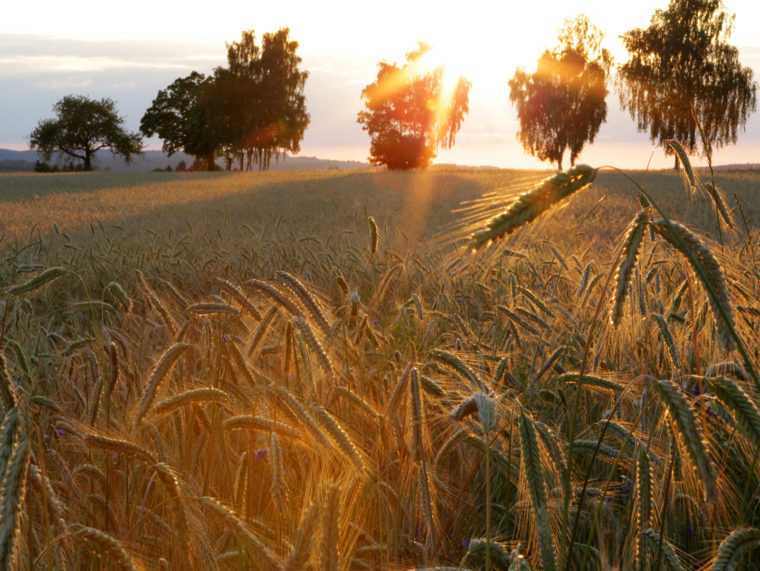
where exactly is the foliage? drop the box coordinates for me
[140,72,220,171]
[509,15,612,170]
[618,0,757,162]
[208,28,310,171]
[29,95,142,171]
[141,29,309,172]
[357,43,471,170]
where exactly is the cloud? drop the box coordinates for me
[34,78,93,90]
[0,34,224,76]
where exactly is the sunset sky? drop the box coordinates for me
[2,0,760,169]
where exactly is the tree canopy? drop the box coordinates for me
[508,15,612,170]
[140,72,219,170]
[357,43,471,170]
[30,95,142,171]
[618,0,757,163]
[141,28,309,171]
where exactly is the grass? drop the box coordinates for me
[1,164,760,569]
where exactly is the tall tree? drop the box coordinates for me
[30,95,142,171]
[508,15,612,170]
[208,28,310,171]
[140,72,220,170]
[357,43,471,170]
[618,0,756,166]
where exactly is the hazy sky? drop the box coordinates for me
[2,0,760,168]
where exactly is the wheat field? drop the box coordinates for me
[1,162,760,570]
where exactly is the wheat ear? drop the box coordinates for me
[312,406,364,471]
[712,527,760,571]
[199,496,282,569]
[653,313,680,371]
[213,277,262,320]
[708,377,760,449]
[665,139,699,197]
[0,438,29,570]
[429,349,488,393]
[519,413,558,571]
[135,342,189,426]
[0,354,15,412]
[6,266,65,296]
[468,165,597,250]
[105,281,132,312]
[648,378,717,502]
[703,181,734,228]
[246,279,302,317]
[136,270,177,335]
[276,271,331,335]
[650,219,735,351]
[69,524,138,570]
[293,316,334,379]
[610,209,651,327]
[642,528,684,571]
[368,216,379,255]
[151,387,229,417]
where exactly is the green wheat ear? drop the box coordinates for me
[468,164,597,250]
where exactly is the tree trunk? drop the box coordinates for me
[84,150,92,171]
[674,155,679,171]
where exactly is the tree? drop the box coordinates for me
[357,43,471,170]
[508,16,611,170]
[618,0,757,166]
[30,95,142,171]
[207,28,310,171]
[140,72,220,171]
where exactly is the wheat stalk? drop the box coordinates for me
[222,415,301,439]
[321,483,341,571]
[634,448,652,571]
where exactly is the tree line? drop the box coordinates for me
[29,0,757,172]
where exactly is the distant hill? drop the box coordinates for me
[0,148,369,173]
